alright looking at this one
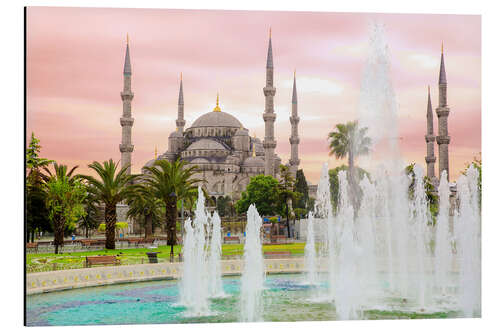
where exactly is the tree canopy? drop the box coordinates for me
[235,175,280,216]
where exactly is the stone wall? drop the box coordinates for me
[27,258,307,295]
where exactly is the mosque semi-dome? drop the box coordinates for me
[186,138,228,151]
[243,156,265,168]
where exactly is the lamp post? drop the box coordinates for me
[169,191,177,263]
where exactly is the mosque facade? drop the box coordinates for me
[120,32,301,200]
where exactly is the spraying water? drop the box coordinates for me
[207,211,225,298]
[434,170,452,295]
[455,165,481,317]
[334,171,361,320]
[180,187,210,315]
[240,204,265,322]
[304,212,318,285]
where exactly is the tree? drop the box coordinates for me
[329,165,369,213]
[44,163,86,253]
[328,121,371,186]
[405,163,438,221]
[125,184,164,239]
[463,155,482,206]
[26,133,53,242]
[235,175,280,216]
[78,190,101,238]
[216,196,232,217]
[78,159,139,249]
[294,169,309,212]
[143,159,203,260]
[277,165,301,237]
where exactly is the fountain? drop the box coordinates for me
[207,211,225,298]
[240,204,265,322]
[434,170,452,295]
[304,212,318,285]
[455,165,481,317]
[179,187,210,315]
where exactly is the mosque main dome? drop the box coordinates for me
[191,111,242,129]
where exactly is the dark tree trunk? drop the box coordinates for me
[54,215,64,254]
[166,197,177,262]
[286,203,291,238]
[30,229,35,243]
[85,227,89,238]
[105,204,117,250]
[145,214,153,239]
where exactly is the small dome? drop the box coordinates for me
[186,138,228,151]
[234,127,249,136]
[191,111,242,128]
[169,130,183,138]
[143,158,157,168]
[243,156,265,167]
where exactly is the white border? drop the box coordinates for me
[2,1,498,332]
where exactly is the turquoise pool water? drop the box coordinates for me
[26,273,458,326]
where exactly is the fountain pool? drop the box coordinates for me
[26,272,461,326]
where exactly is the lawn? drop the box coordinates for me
[26,242,306,273]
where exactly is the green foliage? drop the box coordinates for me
[268,216,279,223]
[143,159,204,251]
[216,196,232,217]
[277,165,302,219]
[405,163,438,222]
[26,133,54,242]
[98,222,128,233]
[463,155,482,206]
[328,121,371,183]
[126,183,164,237]
[294,169,309,212]
[78,159,139,249]
[235,175,280,215]
[44,163,87,253]
[329,165,369,212]
[77,191,101,238]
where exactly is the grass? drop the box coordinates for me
[26,242,306,272]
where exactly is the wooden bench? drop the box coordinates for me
[85,255,120,268]
[26,242,38,253]
[223,236,240,244]
[263,251,291,259]
[270,235,288,244]
[80,239,106,248]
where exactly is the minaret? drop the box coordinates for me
[289,70,300,178]
[263,28,277,176]
[176,72,185,132]
[120,34,134,174]
[425,86,436,180]
[436,43,450,181]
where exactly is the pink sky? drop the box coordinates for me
[26,7,481,183]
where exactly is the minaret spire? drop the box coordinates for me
[289,70,300,178]
[436,43,451,181]
[120,34,134,174]
[425,85,436,180]
[263,28,277,176]
[176,72,185,131]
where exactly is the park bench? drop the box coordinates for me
[270,235,288,244]
[85,255,121,268]
[263,251,291,259]
[26,242,38,253]
[223,236,240,244]
[80,239,106,248]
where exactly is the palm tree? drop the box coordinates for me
[328,120,371,185]
[43,163,85,253]
[78,159,138,249]
[125,184,164,239]
[143,159,203,260]
[78,189,101,238]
